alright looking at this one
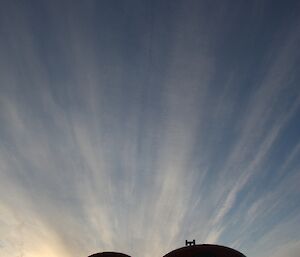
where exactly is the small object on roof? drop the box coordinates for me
[185,240,196,246]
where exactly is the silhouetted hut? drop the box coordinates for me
[89,252,132,257]
[163,244,246,257]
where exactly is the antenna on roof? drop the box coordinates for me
[185,240,196,246]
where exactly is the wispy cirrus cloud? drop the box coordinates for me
[0,1,300,257]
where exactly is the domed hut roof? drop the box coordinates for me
[88,252,132,257]
[163,244,246,257]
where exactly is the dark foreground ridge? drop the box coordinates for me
[88,243,246,257]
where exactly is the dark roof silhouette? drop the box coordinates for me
[163,244,246,257]
[88,244,246,257]
[88,252,132,257]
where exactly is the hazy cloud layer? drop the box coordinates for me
[0,1,300,257]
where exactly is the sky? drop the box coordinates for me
[0,1,300,257]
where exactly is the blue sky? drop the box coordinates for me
[0,1,300,257]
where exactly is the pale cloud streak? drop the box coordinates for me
[0,1,300,257]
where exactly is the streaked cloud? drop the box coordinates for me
[0,1,299,257]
